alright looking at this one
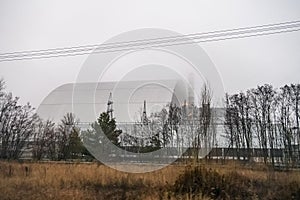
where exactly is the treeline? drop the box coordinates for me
[0,79,88,160]
[117,84,216,159]
[224,84,300,167]
[0,79,217,161]
[1,76,300,167]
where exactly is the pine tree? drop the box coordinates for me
[97,112,121,146]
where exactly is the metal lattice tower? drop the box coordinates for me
[141,100,148,125]
[107,92,113,119]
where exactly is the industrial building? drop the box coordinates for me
[37,79,191,125]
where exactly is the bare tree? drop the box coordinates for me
[250,85,275,164]
[224,92,252,161]
[0,81,38,160]
[277,84,300,167]
[224,83,300,168]
[194,84,213,162]
[149,107,170,148]
[290,84,300,162]
[57,113,81,160]
[32,119,56,160]
[224,93,236,159]
[168,103,181,148]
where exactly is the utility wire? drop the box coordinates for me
[1,19,299,57]
[2,22,300,59]
[0,20,300,62]
[2,28,299,62]
[1,21,300,59]
[1,25,299,62]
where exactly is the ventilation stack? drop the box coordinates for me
[141,100,148,125]
[107,92,114,119]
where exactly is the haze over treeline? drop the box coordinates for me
[0,77,299,168]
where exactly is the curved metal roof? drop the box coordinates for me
[37,80,190,123]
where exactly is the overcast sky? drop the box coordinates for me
[0,0,300,108]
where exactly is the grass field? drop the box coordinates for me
[0,161,299,200]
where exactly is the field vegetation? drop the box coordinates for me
[0,161,299,200]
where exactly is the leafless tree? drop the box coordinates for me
[224,92,252,161]
[250,85,275,164]
[168,103,181,148]
[276,84,300,167]
[0,79,38,160]
[32,119,56,160]
[224,84,299,167]
[57,113,80,160]
[290,84,300,161]
[194,84,214,162]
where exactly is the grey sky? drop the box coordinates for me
[0,0,300,108]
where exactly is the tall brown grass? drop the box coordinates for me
[0,161,185,200]
[0,161,299,200]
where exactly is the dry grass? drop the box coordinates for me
[0,161,184,200]
[0,161,299,200]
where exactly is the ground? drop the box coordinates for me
[0,160,299,200]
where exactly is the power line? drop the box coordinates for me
[1,26,299,62]
[1,21,300,60]
[2,22,300,58]
[1,20,300,62]
[2,28,300,63]
[1,19,299,57]
[2,22,300,59]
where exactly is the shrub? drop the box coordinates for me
[174,166,300,200]
[174,166,256,200]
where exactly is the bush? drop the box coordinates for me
[174,166,253,199]
[173,166,300,200]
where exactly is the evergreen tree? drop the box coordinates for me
[97,112,122,146]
